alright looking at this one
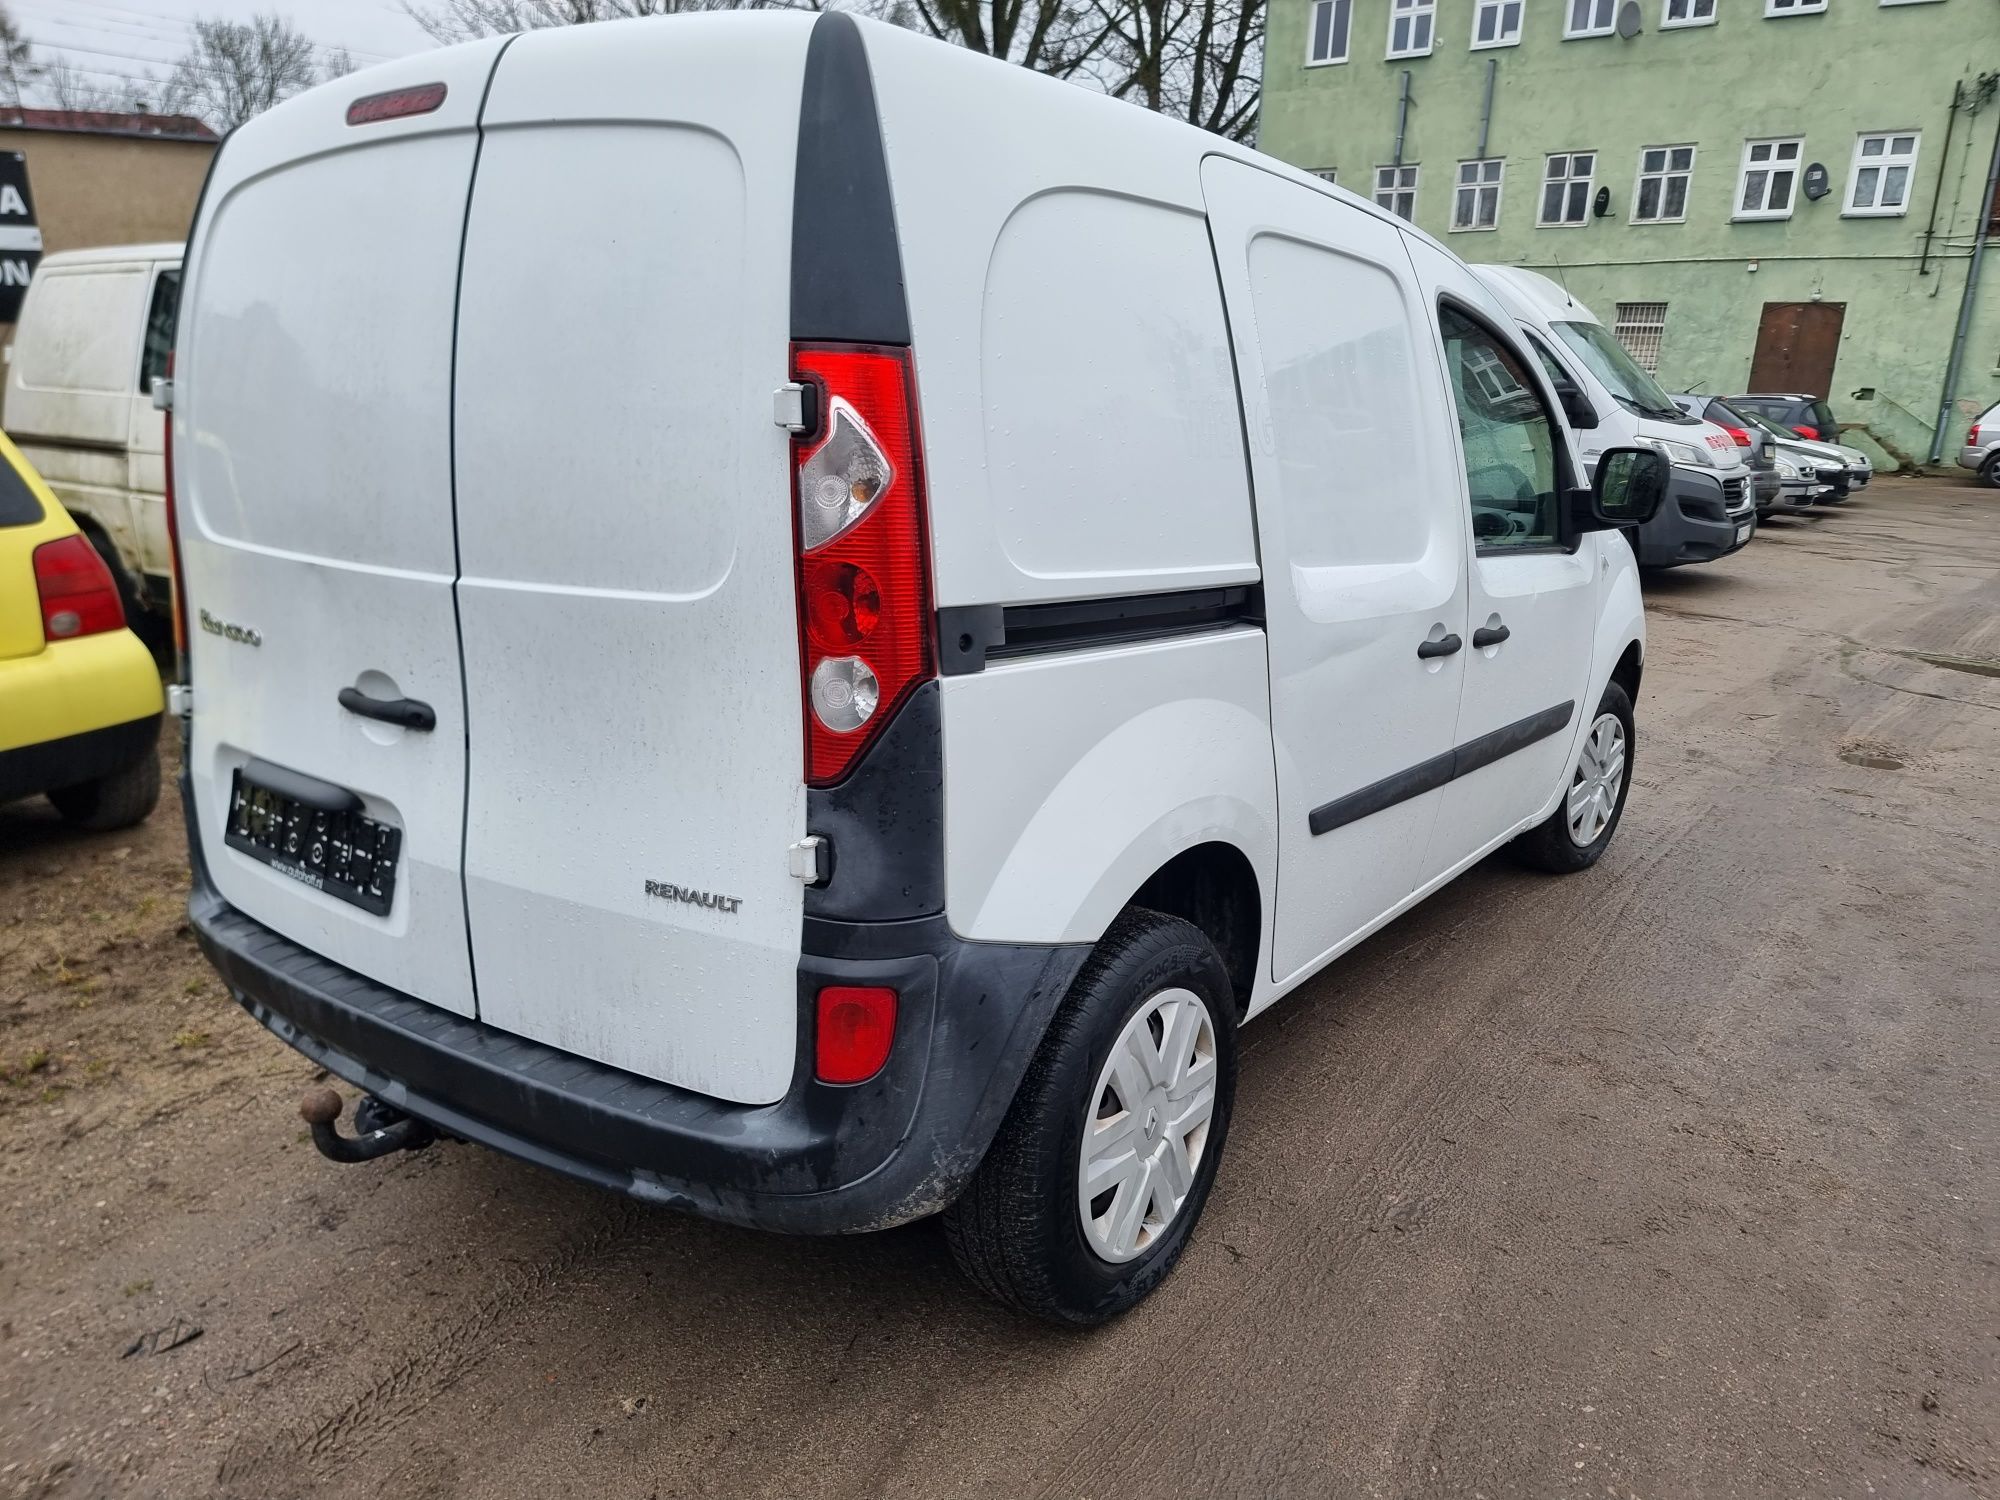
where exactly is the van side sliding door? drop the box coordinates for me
[1200,157,1471,987]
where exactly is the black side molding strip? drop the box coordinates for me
[939,585,1262,675]
[1309,700,1575,836]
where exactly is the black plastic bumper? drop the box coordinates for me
[1633,469,1753,569]
[182,770,1088,1234]
[0,713,159,805]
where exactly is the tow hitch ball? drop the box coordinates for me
[299,1087,436,1164]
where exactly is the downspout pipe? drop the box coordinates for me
[1393,69,1412,166]
[1930,91,2000,464]
[1475,58,1496,160]
[1919,80,1961,277]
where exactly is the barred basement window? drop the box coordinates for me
[1614,302,1668,374]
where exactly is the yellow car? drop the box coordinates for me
[0,433,164,829]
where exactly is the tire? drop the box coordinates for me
[1980,454,2000,489]
[1510,681,1634,875]
[942,909,1238,1326]
[47,750,161,831]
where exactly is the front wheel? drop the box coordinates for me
[1510,681,1634,874]
[942,909,1238,1325]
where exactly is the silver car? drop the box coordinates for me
[1958,399,1998,487]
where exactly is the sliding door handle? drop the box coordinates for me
[1472,624,1511,648]
[1416,634,1463,660]
[338,687,436,732]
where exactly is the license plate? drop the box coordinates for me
[1736,522,1753,544]
[225,768,401,916]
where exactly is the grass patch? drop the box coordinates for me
[169,1029,210,1051]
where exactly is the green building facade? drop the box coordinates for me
[1257,0,2000,468]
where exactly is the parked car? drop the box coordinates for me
[1669,395,1820,516]
[0,431,164,830]
[1957,399,1998,486]
[1730,392,1843,444]
[1474,266,1754,568]
[172,12,1669,1324]
[1727,402,1866,504]
[2,243,184,625]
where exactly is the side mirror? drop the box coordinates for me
[1576,446,1668,530]
[1557,386,1599,431]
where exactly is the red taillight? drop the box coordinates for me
[162,351,188,667]
[347,82,446,126]
[1968,423,1982,445]
[1723,425,1750,447]
[33,534,125,641]
[815,985,897,1085]
[790,344,933,787]
[1792,424,1819,440]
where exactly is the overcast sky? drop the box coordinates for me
[13,0,438,103]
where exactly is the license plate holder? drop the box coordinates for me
[224,767,401,916]
[1735,522,1753,545]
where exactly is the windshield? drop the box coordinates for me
[1551,320,1686,421]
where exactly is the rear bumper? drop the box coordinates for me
[0,712,160,805]
[1959,446,1993,472]
[1634,469,1752,569]
[182,770,1088,1234]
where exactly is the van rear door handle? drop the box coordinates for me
[338,687,436,732]
[1416,634,1463,660]
[1472,624,1511,648]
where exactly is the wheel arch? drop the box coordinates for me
[1125,840,1263,1019]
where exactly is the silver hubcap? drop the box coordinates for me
[1077,987,1218,1264]
[1567,711,1627,847]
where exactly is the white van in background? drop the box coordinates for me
[1473,266,1756,570]
[3,243,184,624]
[174,13,1669,1323]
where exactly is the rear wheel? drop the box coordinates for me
[1980,454,2000,489]
[48,751,161,831]
[943,909,1237,1325]
[1510,681,1633,874]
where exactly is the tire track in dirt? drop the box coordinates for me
[214,1195,648,1495]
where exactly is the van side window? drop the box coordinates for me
[140,268,181,393]
[1439,306,1562,550]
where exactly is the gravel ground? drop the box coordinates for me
[1,475,1995,1500]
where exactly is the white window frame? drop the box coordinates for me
[1538,152,1596,227]
[1764,0,1827,15]
[1306,0,1352,65]
[1309,167,1339,184]
[1452,159,1505,232]
[1660,0,1716,26]
[1631,144,1696,223]
[1612,302,1668,375]
[1375,164,1419,221]
[1565,0,1617,37]
[1386,0,1435,59]
[1844,130,1920,216]
[1735,136,1803,220]
[1471,0,1524,48]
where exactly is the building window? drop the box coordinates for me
[1453,159,1505,231]
[1388,0,1435,58]
[1633,145,1695,222]
[1566,0,1616,37]
[1613,303,1668,374]
[1473,0,1523,47]
[1375,164,1419,220]
[1308,0,1352,64]
[1764,0,1826,14]
[1661,0,1716,25]
[1310,168,1339,184]
[1846,132,1919,215]
[1736,137,1803,219]
[1539,152,1596,226]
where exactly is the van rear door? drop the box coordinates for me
[449,18,815,1106]
[177,43,511,1018]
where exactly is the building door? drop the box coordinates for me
[1749,301,1845,396]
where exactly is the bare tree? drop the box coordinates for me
[160,14,352,132]
[1093,0,1260,141]
[404,0,816,45]
[42,60,152,116]
[0,4,39,108]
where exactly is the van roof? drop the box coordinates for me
[1469,263,1601,329]
[35,242,184,269]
